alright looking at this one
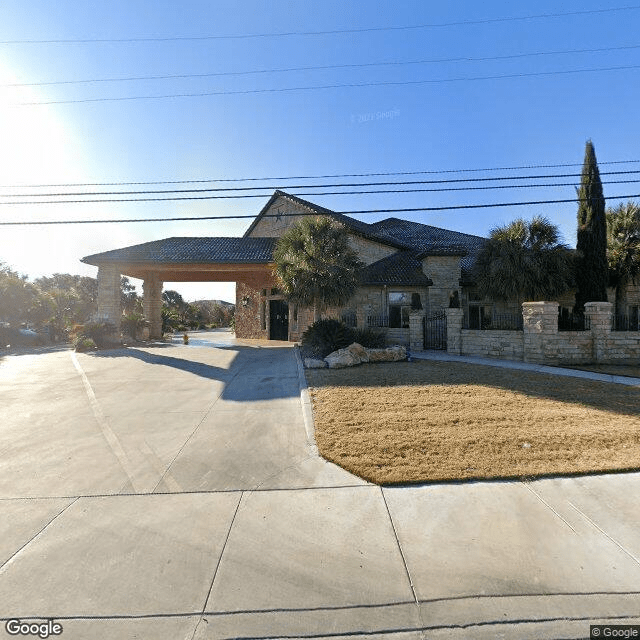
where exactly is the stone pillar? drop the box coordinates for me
[97,264,121,333]
[357,305,368,330]
[585,301,613,362]
[409,310,426,351]
[522,301,558,363]
[143,274,163,340]
[445,308,463,355]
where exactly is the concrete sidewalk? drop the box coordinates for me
[0,331,639,639]
[411,349,640,387]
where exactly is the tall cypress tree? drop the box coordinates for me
[574,140,608,313]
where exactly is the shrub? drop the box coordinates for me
[77,321,117,348]
[121,312,147,340]
[351,327,386,349]
[74,336,97,352]
[301,319,355,358]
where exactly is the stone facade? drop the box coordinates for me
[142,274,163,340]
[96,265,122,333]
[426,300,640,365]
[422,256,462,312]
[234,271,277,339]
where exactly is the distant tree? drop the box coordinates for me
[574,140,608,313]
[606,200,640,314]
[120,277,141,314]
[273,217,363,321]
[162,290,186,310]
[35,274,98,325]
[472,217,575,303]
[0,263,43,326]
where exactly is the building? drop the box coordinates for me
[82,190,640,343]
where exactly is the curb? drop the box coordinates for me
[294,346,319,457]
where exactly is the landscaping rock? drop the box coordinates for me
[323,343,407,368]
[324,347,363,369]
[304,358,328,369]
[367,345,408,362]
[347,342,369,362]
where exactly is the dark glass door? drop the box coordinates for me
[269,299,289,340]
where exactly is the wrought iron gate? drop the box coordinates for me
[423,310,447,350]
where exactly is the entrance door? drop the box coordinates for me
[269,299,289,340]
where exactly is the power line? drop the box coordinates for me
[2,6,638,44]
[2,171,640,200]
[14,63,640,105]
[2,194,639,225]
[2,160,639,189]
[5,43,640,88]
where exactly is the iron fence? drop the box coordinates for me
[367,314,389,328]
[463,313,523,331]
[613,314,640,331]
[558,311,590,331]
[341,312,357,328]
[423,310,447,350]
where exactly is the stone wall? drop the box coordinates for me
[461,330,524,360]
[422,255,461,311]
[347,234,397,266]
[96,265,122,333]
[424,300,640,365]
[234,271,276,339]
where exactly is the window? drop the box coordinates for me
[388,292,411,329]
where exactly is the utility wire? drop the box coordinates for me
[2,194,639,225]
[2,171,640,199]
[1,6,638,44]
[14,63,640,105]
[5,43,640,88]
[2,160,640,189]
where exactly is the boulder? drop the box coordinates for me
[367,345,407,362]
[347,342,369,362]
[324,347,362,369]
[304,358,328,369]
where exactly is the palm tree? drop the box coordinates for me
[473,216,575,303]
[606,200,640,316]
[273,216,363,321]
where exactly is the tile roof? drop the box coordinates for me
[370,217,487,279]
[82,237,277,266]
[360,251,434,287]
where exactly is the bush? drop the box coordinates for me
[351,327,386,349]
[301,319,355,358]
[76,321,117,348]
[74,336,96,352]
[121,312,147,340]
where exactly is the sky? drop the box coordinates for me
[1,1,639,303]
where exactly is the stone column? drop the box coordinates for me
[409,310,426,351]
[97,264,121,333]
[445,308,463,355]
[143,274,163,340]
[585,301,613,362]
[522,301,558,363]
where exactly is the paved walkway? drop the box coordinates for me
[0,331,638,639]
[411,349,640,387]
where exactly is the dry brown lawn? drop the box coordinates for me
[305,361,640,485]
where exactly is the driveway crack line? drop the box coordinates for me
[151,367,244,494]
[568,501,640,567]
[70,352,145,493]
[379,487,425,639]
[0,497,79,574]
[520,481,577,533]
[190,491,244,640]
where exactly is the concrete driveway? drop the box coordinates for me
[0,330,638,639]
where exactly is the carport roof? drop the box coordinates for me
[82,236,277,266]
